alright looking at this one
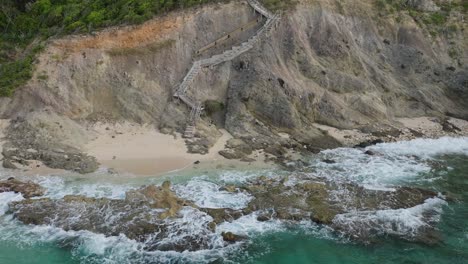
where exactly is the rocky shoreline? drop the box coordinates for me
[1,165,448,252]
[1,115,468,175]
[216,117,468,170]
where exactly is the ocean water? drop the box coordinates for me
[0,137,467,264]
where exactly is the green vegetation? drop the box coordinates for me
[0,0,228,97]
[0,44,43,96]
[260,0,296,11]
[204,100,225,116]
[374,0,466,34]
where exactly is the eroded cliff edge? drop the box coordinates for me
[0,0,467,172]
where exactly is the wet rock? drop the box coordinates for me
[0,178,45,198]
[201,208,244,224]
[354,139,384,148]
[10,196,163,239]
[219,185,237,193]
[256,214,271,222]
[207,222,217,232]
[239,175,440,243]
[364,150,376,156]
[8,183,214,252]
[221,232,246,242]
[321,159,336,164]
[243,178,310,221]
[125,182,193,218]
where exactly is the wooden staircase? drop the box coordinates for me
[174,0,281,138]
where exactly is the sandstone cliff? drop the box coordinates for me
[0,0,466,172]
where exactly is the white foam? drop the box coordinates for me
[333,197,447,239]
[217,213,285,237]
[369,137,468,158]
[313,137,468,189]
[0,192,23,215]
[314,147,431,188]
[218,169,278,184]
[175,179,252,209]
[31,176,133,199]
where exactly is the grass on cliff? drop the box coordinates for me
[375,0,466,36]
[0,0,228,97]
[260,0,296,11]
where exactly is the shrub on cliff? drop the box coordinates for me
[0,0,228,97]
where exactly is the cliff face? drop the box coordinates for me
[219,0,467,149]
[0,0,466,168]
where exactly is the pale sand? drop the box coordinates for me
[85,123,267,176]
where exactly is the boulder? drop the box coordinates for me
[125,182,194,218]
[0,178,45,198]
[2,159,18,169]
[221,232,246,242]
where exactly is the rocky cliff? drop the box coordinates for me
[0,0,466,172]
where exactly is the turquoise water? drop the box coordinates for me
[0,137,467,264]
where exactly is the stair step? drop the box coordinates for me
[176,0,277,128]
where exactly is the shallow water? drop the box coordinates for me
[0,137,467,264]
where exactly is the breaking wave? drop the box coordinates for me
[0,137,466,263]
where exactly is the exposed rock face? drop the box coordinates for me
[1,112,98,174]
[0,178,45,198]
[0,0,465,170]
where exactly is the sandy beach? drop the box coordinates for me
[85,123,268,176]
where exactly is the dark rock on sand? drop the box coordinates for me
[2,159,18,169]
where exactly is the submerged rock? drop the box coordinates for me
[125,182,194,218]
[6,174,444,251]
[238,175,441,244]
[222,231,246,242]
[0,178,45,198]
[7,182,214,252]
[201,208,244,224]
